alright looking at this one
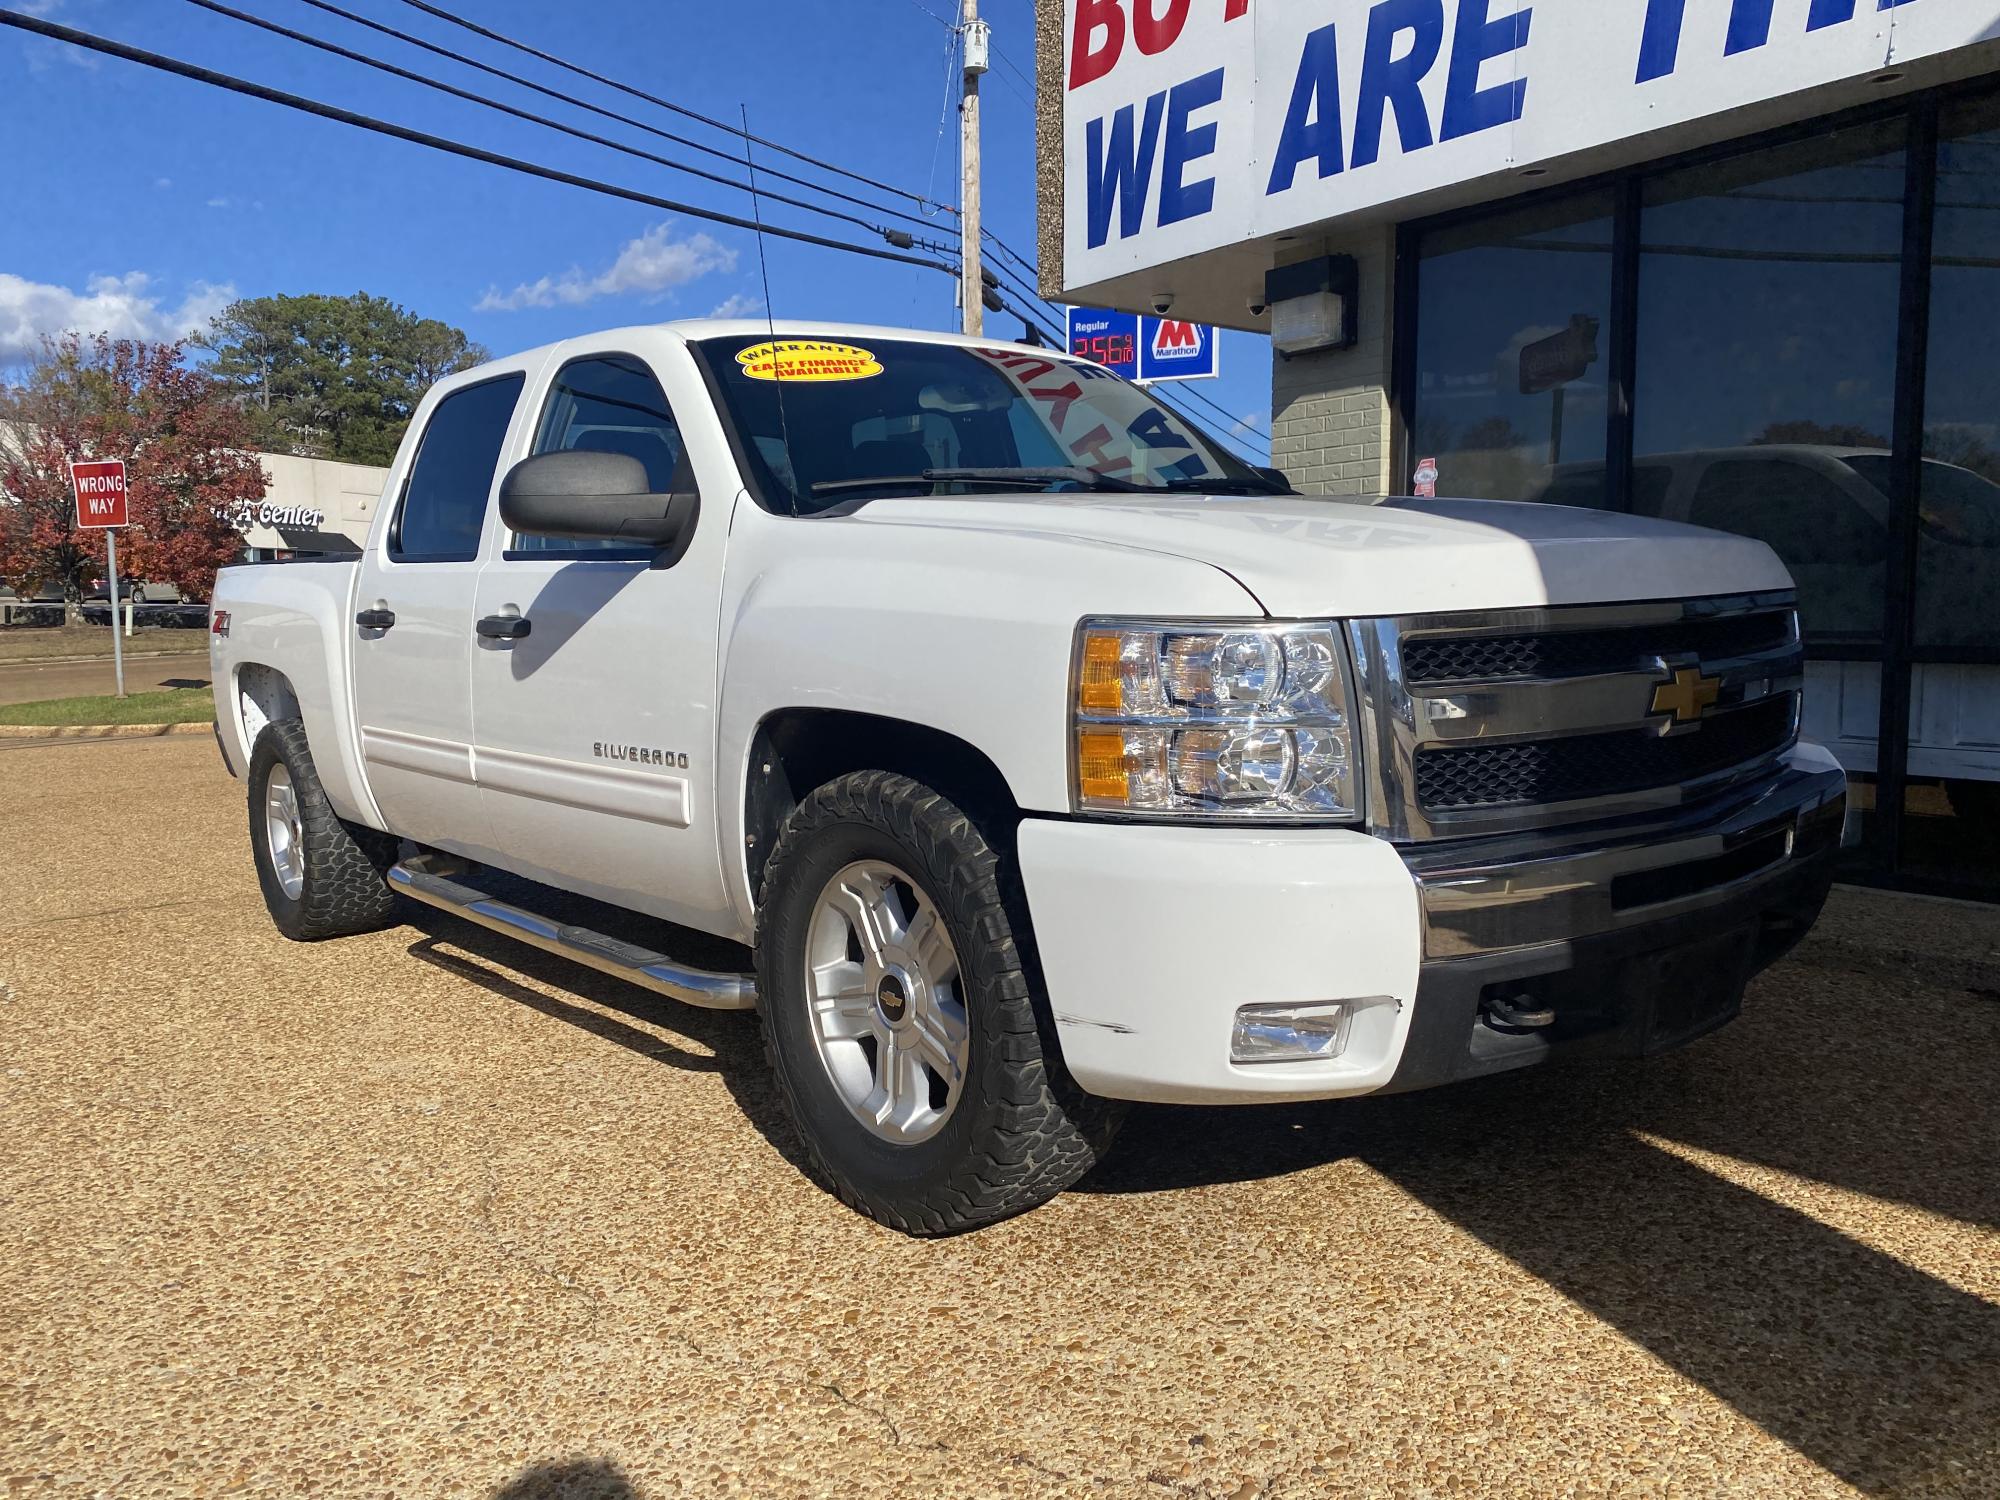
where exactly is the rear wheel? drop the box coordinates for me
[248,719,399,941]
[756,771,1122,1235]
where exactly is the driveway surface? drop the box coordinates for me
[1,738,1995,1498]
[0,652,209,706]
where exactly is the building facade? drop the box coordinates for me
[1040,0,2000,896]
[232,450,384,559]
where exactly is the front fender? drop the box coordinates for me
[711,500,1261,929]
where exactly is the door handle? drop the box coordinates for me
[476,614,532,640]
[355,608,396,631]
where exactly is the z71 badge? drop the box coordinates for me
[593,742,688,769]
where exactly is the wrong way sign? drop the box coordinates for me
[71,459,129,529]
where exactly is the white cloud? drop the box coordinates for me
[1229,410,1269,440]
[0,271,236,365]
[154,176,173,190]
[19,1,69,15]
[707,293,763,319]
[477,223,736,312]
[205,197,231,209]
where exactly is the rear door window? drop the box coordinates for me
[390,374,525,562]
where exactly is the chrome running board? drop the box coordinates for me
[387,854,757,1012]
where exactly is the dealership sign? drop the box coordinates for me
[1067,306,1220,380]
[1062,0,1996,291]
[228,500,328,534]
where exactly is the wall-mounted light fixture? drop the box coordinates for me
[1264,255,1358,359]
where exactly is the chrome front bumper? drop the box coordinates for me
[1380,744,1845,1094]
[1408,744,1847,961]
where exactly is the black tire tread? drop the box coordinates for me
[250,719,399,941]
[755,771,1121,1235]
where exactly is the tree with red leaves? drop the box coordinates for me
[0,334,265,623]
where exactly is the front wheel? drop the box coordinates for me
[248,719,399,941]
[756,771,1122,1235]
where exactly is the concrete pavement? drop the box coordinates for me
[1,737,1995,1498]
[0,651,209,706]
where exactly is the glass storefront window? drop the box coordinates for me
[1405,92,2000,896]
[1632,121,1907,647]
[1917,95,2000,653]
[1410,193,1614,504]
[1897,95,2000,890]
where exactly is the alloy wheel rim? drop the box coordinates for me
[265,764,306,901]
[803,859,969,1144]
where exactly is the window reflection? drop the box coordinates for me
[1411,194,1614,503]
[1919,96,2000,651]
[1632,122,1906,645]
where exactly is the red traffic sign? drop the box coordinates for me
[71,459,129,529]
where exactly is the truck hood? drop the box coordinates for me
[844,494,1793,617]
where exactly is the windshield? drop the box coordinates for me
[691,334,1283,514]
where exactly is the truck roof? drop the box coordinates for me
[470,319,1060,377]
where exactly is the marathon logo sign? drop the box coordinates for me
[1062,0,1984,291]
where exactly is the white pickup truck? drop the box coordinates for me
[210,319,1846,1234]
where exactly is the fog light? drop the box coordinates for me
[1231,1001,1354,1064]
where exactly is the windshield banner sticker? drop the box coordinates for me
[737,341,884,383]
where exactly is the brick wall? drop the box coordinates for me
[1269,226,1398,497]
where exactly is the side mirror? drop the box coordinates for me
[498,450,697,548]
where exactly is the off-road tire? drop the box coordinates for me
[249,718,399,941]
[756,771,1123,1235]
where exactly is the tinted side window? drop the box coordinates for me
[391,375,524,561]
[518,355,682,554]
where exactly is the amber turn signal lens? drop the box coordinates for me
[1075,728,1130,803]
[1078,632,1124,714]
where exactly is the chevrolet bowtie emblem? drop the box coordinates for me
[1652,667,1722,724]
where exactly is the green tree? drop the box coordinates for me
[197,292,488,464]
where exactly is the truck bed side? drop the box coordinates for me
[210,559,382,830]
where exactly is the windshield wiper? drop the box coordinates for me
[810,466,1150,497]
[1156,476,1297,497]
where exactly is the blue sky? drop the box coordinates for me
[0,0,1270,457]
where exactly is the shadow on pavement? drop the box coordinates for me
[492,1457,639,1500]
[394,896,815,1183]
[392,887,1999,1495]
[1085,959,2000,1495]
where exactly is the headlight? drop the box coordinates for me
[1071,619,1361,820]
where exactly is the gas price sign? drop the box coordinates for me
[1067,307,1218,383]
[1066,308,1141,378]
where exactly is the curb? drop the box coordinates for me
[0,649,210,668]
[0,721,212,740]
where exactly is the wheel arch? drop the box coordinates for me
[740,708,1023,914]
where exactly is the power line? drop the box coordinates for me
[392,0,959,217]
[376,0,1055,301]
[177,0,915,246]
[0,10,956,279]
[291,0,951,239]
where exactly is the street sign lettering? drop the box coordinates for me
[71,459,129,529]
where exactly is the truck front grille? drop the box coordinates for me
[1400,611,1796,686]
[1348,594,1804,841]
[1414,696,1796,812]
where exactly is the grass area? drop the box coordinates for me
[0,623,208,662]
[0,688,216,727]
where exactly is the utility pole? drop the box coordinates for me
[959,0,987,336]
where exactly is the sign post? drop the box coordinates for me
[71,458,129,698]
